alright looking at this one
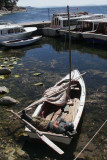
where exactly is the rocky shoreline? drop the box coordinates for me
[0,6,27,16]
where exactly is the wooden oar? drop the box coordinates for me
[7,109,64,155]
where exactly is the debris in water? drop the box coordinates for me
[33,82,43,86]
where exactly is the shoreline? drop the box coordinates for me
[0,6,27,16]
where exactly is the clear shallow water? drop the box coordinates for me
[0,37,107,159]
[0,5,107,160]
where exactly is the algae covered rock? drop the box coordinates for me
[0,86,9,94]
[0,68,11,75]
[0,96,19,105]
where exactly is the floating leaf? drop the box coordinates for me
[8,64,14,67]
[4,58,9,61]
[0,75,5,79]
[13,61,17,65]
[33,82,43,86]
[10,59,15,61]
[9,66,14,69]
[10,57,16,59]
[3,61,8,64]
[0,58,4,60]
[14,75,20,78]
[33,73,41,76]
[10,58,17,62]
[0,65,5,68]
[18,63,23,66]
[17,58,22,61]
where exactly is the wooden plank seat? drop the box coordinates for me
[61,98,80,122]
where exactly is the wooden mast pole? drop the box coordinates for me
[67,5,71,86]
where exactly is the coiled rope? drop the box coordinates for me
[74,119,107,160]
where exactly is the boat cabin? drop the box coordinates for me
[95,21,107,34]
[50,13,106,30]
[0,24,25,36]
[74,18,107,32]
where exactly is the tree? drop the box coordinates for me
[0,0,19,9]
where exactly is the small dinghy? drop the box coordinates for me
[24,69,86,145]
[2,36,42,47]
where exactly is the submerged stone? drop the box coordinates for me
[0,96,19,105]
[4,147,15,155]
[0,68,11,75]
[0,86,9,94]
[16,148,26,156]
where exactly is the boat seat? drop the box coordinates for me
[61,98,80,122]
[45,104,62,121]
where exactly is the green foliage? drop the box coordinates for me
[0,0,18,9]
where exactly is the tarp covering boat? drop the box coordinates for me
[43,81,70,106]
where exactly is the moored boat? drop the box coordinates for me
[2,36,42,47]
[0,21,37,44]
[43,13,106,37]
[82,18,107,45]
[25,69,86,145]
[70,18,106,41]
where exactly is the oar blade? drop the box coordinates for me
[37,133,64,155]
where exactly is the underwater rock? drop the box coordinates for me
[0,68,11,75]
[4,147,15,155]
[0,96,19,105]
[0,86,9,94]
[16,148,28,157]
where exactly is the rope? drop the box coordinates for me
[74,119,107,160]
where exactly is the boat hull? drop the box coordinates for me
[28,131,72,144]
[2,36,42,47]
[82,32,107,45]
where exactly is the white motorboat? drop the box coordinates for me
[50,13,106,30]
[2,36,42,47]
[70,18,107,41]
[0,21,37,44]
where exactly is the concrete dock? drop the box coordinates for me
[19,21,83,41]
[19,21,51,28]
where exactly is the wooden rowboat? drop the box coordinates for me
[2,36,42,47]
[25,69,86,145]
